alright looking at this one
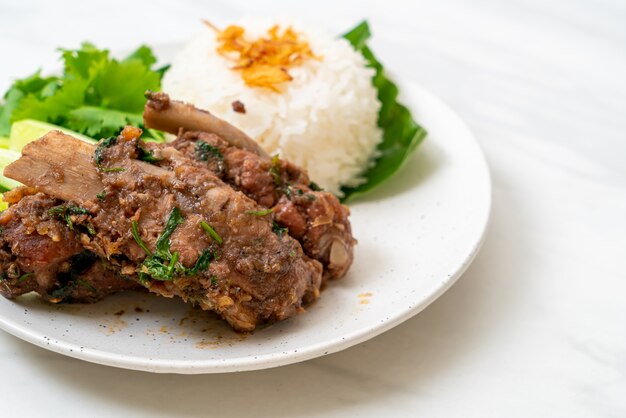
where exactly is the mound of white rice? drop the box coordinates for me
[163,18,382,196]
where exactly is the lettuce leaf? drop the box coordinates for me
[3,43,166,141]
[341,21,427,201]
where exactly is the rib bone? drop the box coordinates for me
[143,91,270,160]
[4,131,171,203]
[4,131,103,204]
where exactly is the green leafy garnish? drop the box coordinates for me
[200,220,223,244]
[132,208,213,281]
[155,207,184,257]
[308,181,323,191]
[269,154,282,186]
[0,43,167,140]
[195,141,223,162]
[341,21,427,201]
[94,135,126,172]
[17,272,34,283]
[48,205,89,231]
[131,220,153,256]
[0,71,60,136]
[137,144,161,163]
[123,45,157,68]
[94,136,117,166]
[245,208,273,216]
[272,222,289,237]
[167,251,180,276]
[67,106,144,138]
[133,221,178,281]
[140,256,176,282]
[187,249,214,276]
[85,224,96,236]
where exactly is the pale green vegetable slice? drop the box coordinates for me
[0,137,9,149]
[0,148,22,190]
[9,119,94,152]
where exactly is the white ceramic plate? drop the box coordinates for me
[0,71,490,373]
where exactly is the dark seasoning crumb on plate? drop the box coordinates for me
[231,100,246,113]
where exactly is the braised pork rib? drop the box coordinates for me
[0,93,356,331]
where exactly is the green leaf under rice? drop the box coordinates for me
[340,21,427,201]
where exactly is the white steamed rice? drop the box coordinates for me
[162,18,382,196]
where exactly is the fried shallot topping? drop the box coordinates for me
[204,20,319,92]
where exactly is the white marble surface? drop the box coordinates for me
[0,0,624,416]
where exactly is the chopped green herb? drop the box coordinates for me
[195,141,223,162]
[167,251,180,276]
[272,222,289,237]
[210,275,218,287]
[309,181,322,191]
[140,256,175,281]
[94,136,117,166]
[132,208,189,282]
[48,205,88,217]
[245,208,273,216]
[131,220,152,256]
[137,144,161,163]
[94,136,126,173]
[155,207,184,257]
[284,184,293,199]
[269,154,282,186]
[200,220,223,244]
[17,272,34,283]
[48,205,89,231]
[96,191,106,201]
[94,135,126,172]
[187,249,213,276]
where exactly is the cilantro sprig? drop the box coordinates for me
[48,204,90,231]
[0,43,167,140]
[131,207,214,282]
